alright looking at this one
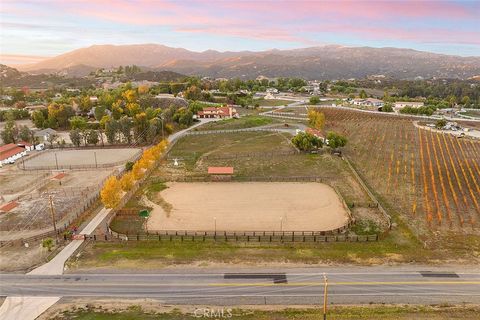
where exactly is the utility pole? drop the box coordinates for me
[323,273,328,320]
[48,195,58,242]
[94,151,98,168]
[54,153,59,170]
[160,116,165,141]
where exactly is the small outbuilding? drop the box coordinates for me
[208,167,234,181]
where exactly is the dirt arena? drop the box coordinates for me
[22,148,141,169]
[147,182,349,232]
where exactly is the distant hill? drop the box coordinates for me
[15,44,480,80]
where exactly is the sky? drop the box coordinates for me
[1,0,479,65]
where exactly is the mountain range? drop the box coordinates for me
[13,44,480,80]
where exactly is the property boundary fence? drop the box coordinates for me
[98,229,377,243]
[167,150,301,161]
[343,156,392,230]
[163,175,328,183]
[186,127,289,136]
[18,148,142,171]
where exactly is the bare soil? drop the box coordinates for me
[22,148,140,168]
[147,182,349,232]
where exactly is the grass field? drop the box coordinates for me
[194,115,278,131]
[459,110,480,118]
[255,99,294,107]
[48,305,480,320]
[69,216,454,269]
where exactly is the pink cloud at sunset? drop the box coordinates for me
[1,0,479,58]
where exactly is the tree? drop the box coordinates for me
[291,132,323,152]
[69,129,82,147]
[47,104,74,129]
[184,85,202,100]
[19,125,32,142]
[100,176,122,208]
[381,103,394,112]
[118,116,133,144]
[0,117,18,143]
[435,119,447,129]
[309,96,320,105]
[94,105,107,121]
[132,161,145,180]
[42,238,54,252]
[120,172,135,192]
[359,90,368,99]
[461,96,471,107]
[47,133,59,148]
[79,96,92,113]
[69,116,87,130]
[32,110,47,128]
[133,112,149,143]
[326,132,347,149]
[105,118,119,144]
[86,130,99,145]
[307,108,325,131]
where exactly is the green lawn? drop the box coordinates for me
[51,305,480,320]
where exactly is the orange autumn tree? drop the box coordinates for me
[100,176,122,208]
[120,172,135,192]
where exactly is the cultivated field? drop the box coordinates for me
[147,182,349,232]
[21,148,141,169]
[319,107,480,234]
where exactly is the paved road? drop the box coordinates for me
[1,268,479,305]
[0,119,218,320]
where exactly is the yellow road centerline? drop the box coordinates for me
[5,281,480,287]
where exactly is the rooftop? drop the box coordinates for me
[208,167,234,175]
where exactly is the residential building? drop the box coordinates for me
[0,143,28,166]
[394,101,424,109]
[197,106,238,119]
[34,128,57,142]
[351,98,384,107]
[266,88,279,94]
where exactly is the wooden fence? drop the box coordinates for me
[104,227,378,243]
[19,148,142,171]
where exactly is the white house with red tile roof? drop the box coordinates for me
[197,106,238,119]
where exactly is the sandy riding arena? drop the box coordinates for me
[147,182,349,232]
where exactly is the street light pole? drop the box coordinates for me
[94,151,98,168]
[323,273,328,320]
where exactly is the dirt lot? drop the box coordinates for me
[22,148,140,169]
[147,182,349,232]
[0,169,113,239]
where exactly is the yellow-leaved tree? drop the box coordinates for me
[100,176,122,208]
[132,161,145,180]
[307,108,325,131]
[120,172,135,192]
